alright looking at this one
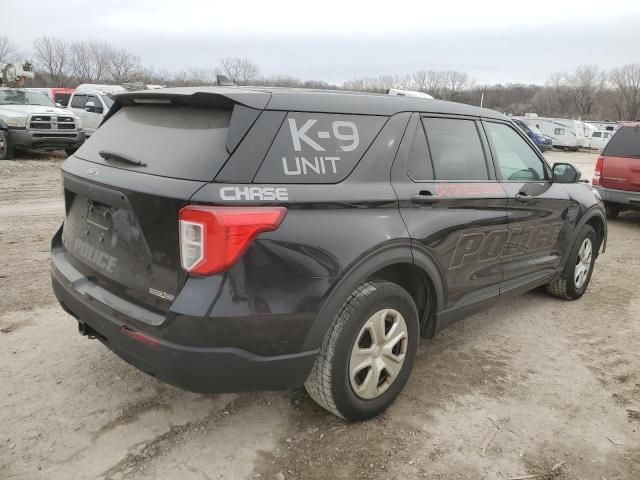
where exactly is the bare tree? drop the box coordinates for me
[32,36,72,86]
[439,70,475,101]
[343,77,367,92]
[610,64,640,121]
[89,40,112,82]
[564,65,607,118]
[546,71,571,115]
[0,35,18,63]
[172,68,217,86]
[412,70,444,96]
[217,57,259,85]
[108,48,142,83]
[412,70,428,91]
[70,40,116,83]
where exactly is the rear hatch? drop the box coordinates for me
[600,125,640,192]
[57,88,270,315]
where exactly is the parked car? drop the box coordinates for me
[51,87,607,420]
[588,130,614,150]
[0,88,84,160]
[593,123,640,218]
[512,118,552,152]
[67,90,118,137]
[517,115,587,151]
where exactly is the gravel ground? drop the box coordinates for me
[1,150,638,480]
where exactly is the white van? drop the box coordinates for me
[517,115,587,151]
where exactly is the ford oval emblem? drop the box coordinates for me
[86,167,98,176]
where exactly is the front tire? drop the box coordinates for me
[305,280,419,421]
[0,130,14,160]
[546,225,597,300]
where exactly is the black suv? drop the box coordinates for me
[51,87,607,420]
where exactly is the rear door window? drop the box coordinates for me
[407,121,433,180]
[254,112,387,183]
[603,126,640,158]
[74,105,232,181]
[421,117,489,181]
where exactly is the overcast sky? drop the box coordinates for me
[2,0,640,85]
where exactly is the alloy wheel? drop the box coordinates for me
[574,238,593,289]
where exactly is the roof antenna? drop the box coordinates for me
[216,75,235,86]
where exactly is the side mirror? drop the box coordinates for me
[85,101,96,113]
[552,162,581,183]
[55,102,63,108]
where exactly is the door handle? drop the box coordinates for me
[515,192,533,202]
[411,191,441,205]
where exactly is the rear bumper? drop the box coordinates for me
[593,186,640,208]
[51,247,318,394]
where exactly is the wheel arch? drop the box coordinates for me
[559,206,607,272]
[301,241,446,351]
[584,210,607,253]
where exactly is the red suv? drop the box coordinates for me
[593,123,640,218]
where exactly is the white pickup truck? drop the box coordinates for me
[0,88,85,160]
[66,85,126,137]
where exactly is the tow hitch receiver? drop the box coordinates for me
[78,321,100,339]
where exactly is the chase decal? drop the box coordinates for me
[219,186,289,201]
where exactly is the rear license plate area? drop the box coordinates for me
[86,200,113,233]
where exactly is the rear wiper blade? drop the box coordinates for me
[99,150,147,167]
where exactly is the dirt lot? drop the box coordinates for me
[1,150,639,480]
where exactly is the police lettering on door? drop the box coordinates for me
[283,118,359,176]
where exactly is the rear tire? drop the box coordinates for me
[304,280,419,421]
[546,225,597,300]
[604,202,620,220]
[0,130,14,160]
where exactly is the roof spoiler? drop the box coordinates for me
[103,87,271,124]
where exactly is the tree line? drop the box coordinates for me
[1,34,639,121]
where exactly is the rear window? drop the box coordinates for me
[75,105,231,180]
[603,126,640,158]
[254,112,387,183]
[55,93,71,106]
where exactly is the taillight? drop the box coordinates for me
[179,206,287,276]
[595,156,604,176]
